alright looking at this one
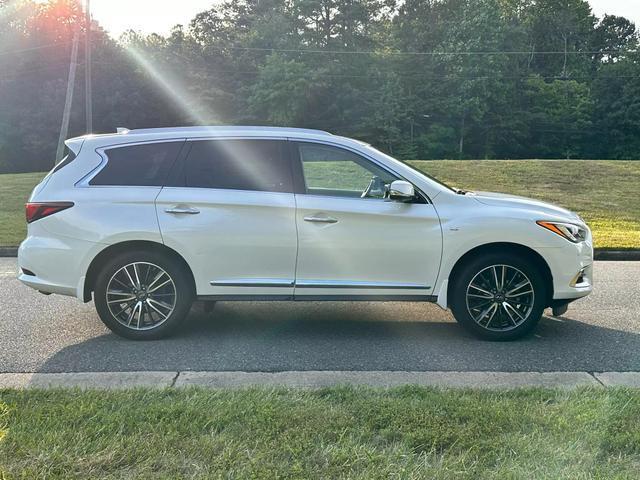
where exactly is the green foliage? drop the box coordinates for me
[523,76,594,159]
[1,0,640,172]
[1,387,640,478]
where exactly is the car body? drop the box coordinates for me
[18,126,593,340]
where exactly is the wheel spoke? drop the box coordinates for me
[147,278,171,293]
[113,302,134,317]
[503,270,519,291]
[469,283,493,296]
[484,303,499,327]
[507,280,531,296]
[126,302,139,326]
[136,301,143,329]
[475,303,496,323]
[468,292,493,299]
[492,266,500,290]
[148,298,173,311]
[108,296,136,304]
[504,301,525,321]
[506,289,533,298]
[501,302,518,326]
[111,277,129,289]
[147,271,167,291]
[133,263,142,289]
[143,263,152,285]
[123,266,136,289]
[146,299,168,319]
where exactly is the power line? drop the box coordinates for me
[202,44,639,56]
[0,62,83,81]
[5,56,640,83]
[0,40,635,58]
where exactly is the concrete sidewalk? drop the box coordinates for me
[2,371,640,389]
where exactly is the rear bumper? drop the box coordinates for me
[18,233,102,300]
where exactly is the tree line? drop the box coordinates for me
[1,0,639,173]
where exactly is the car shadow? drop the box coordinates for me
[36,301,640,373]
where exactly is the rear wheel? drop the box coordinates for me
[450,253,547,341]
[94,250,194,340]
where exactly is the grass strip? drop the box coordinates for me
[1,386,640,478]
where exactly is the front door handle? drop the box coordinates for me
[304,215,338,224]
[165,206,200,215]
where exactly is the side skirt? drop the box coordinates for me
[198,295,438,302]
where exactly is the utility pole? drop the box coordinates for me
[85,0,92,133]
[55,26,80,164]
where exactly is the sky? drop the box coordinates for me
[90,0,640,38]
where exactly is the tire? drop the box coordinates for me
[94,250,194,340]
[450,252,547,341]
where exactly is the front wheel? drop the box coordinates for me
[94,250,194,340]
[450,253,547,341]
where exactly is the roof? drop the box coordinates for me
[120,126,332,136]
[68,125,367,152]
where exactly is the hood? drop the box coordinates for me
[471,191,582,222]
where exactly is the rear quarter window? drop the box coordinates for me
[90,141,184,186]
[51,148,77,174]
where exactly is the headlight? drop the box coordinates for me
[537,221,587,243]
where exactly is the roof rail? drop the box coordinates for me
[121,126,332,136]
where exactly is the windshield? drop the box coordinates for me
[362,145,457,193]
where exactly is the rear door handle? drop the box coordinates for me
[304,215,338,224]
[165,206,200,215]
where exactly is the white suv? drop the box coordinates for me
[18,126,593,340]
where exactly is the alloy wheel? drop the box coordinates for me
[105,262,177,331]
[465,264,535,332]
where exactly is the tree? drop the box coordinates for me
[2,0,640,172]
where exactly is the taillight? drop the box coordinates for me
[25,202,74,223]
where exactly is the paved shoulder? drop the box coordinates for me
[1,259,639,373]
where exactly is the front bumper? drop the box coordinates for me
[536,239,593,302]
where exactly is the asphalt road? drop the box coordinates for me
[1,259,638,373]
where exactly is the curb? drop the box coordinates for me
[0,247,18,257]
[2,371,640,389]
[594,249,640,261]
[2,247,639,260]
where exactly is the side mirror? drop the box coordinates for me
[387,180,415,202]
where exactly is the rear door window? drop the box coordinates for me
[90,141,184,186]
[181,139,293,193]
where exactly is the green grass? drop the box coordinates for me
[1,160,639,248]
[0,172,44,247]
[409,160,640,250]
[1,386,640,478]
